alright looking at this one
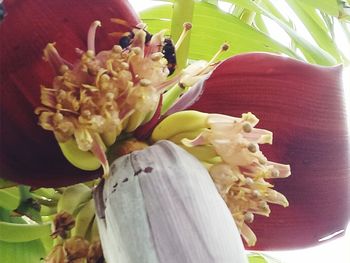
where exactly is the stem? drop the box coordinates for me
[161,84,184,115]
[171,0,195,72]
[239,9,256,25]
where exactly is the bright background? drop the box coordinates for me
[129,0,350,262]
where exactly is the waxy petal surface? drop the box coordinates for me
[191,53,350,249]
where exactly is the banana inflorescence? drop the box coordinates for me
[45,184,103,262]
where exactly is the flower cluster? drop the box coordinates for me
[182,112,291,246]
[35,21,171,150]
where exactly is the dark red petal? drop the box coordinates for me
[0,0,140,187]
[191,53,350,250]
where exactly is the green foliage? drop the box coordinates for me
[141,0,350,66]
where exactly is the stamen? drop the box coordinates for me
[208,43,230,65]
[175,22,192,51]
[87,20,101,53]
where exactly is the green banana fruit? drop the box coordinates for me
[0,221,51,243]
[87,216,100,243]
[57,184,92,216]
[101,125,122,146]
[31,188,61,201]
[151,110,209,142]
[0,187,21,211]
[125,110,149,132]
[58,139,101,171]
[40,205,57,216]
[71,199,95,238]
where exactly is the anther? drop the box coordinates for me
[252,190,261,198]
[140,79,151,87]
[100,74,110,82]
[151,52,163,61]
[245,177,254,185]
[244,212,254,223]
[271,169,279,178]
[112,45,123,53]
[242,122,252,133]
[132,47,141,55]
[208,42,230,65]
[106,92,114,101]
[179,82,186,89]
[221,43,230,51]
[54,113,64,122]
[86,50,95,58]
[59,65,69,75]
[121,62,129,70]
[247,143,257,153]
[82,110,91,118]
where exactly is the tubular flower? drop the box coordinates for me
[190,53,350,249]
[34,21,172,176]
[181,112,291,246]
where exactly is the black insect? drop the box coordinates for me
[0,2,5,22]
[162,38,177,76]
[118,27,153,49]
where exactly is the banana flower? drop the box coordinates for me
[0,0,348,252]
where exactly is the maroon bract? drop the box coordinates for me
[191,53,350,249]
[0,0,139,187]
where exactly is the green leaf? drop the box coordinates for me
[301,0,339,17]
[0,187,21,211]
[0,239,46,263]
[227,0,337,65]
[141,2,300,62]
[285,0,342,62]
[188,2,299,61]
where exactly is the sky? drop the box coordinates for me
[129,1,350,262]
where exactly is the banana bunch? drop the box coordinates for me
[151,110,220,164]
[44,183,103,262]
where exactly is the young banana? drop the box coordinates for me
[57,184,92,217]
[101,125,122,147]
[125,110,149,132]
[59,139,101,171]
[151,110,209,142]
[71,199,96,238]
